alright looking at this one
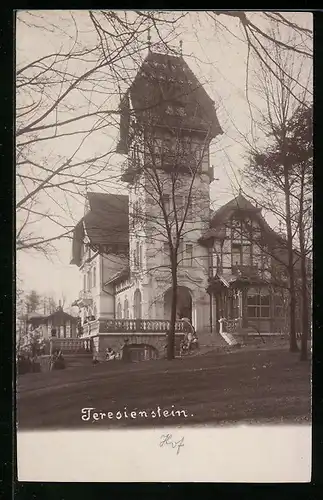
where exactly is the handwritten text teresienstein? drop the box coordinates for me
[81,406,192,422]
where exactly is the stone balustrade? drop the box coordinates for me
[50,337,91,353]
[106,318,186,333]
[80,318,187,337]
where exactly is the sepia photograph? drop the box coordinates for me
[16,10,312,482]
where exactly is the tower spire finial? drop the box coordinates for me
[179,39,183,56]
[148,27,151,51]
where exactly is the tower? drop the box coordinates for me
[118,46,223,328]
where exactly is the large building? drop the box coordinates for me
[70,47,305,360]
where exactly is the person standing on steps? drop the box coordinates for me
[181,317,198,352]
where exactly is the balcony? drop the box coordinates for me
[79,290,93,299]
[79,318,187,337]
[75,290,93,307]
[81,319,100,337]
[231,264,260,277]
[120,158,141,184]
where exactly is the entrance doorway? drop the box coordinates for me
[164,286,192,322]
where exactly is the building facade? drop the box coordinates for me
[70,47,305,360]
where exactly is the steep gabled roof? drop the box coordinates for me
[132,51,223,136]
[70,192,129,266]
[200,193,283,245]
[211,194,262,227]
[118,50,223,153]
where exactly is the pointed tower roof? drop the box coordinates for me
[117,50,223,153]
[131,50,223,136]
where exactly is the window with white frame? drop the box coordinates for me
[247,288,270,318]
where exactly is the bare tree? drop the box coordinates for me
[16,10,183,255]
[242,37,312,354]
[118,46,222,358]
[16,11,312,257]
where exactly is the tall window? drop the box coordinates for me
[83,274,86,291]
[273,293,284,317]
[93,267,96,287]
[162,194,171,216]
[134,289,142,319]
[175,195,183,220]
[87,270,92,290]
[136,241,140,268]
[117,302,122,319]
[231,242,251,269]
[163,242,169,266]
[139,245,143,269]
[178,238,184,267]
[124,298,129,319]
[132,201,140,227]
[232,243,242,267]
[185,244,193,267]
[247,288,270,318]
[261,249,271,272]
[184,196,193,220]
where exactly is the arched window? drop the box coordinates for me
[124,298,129,319]
[117,302,122,319]
[133,289,142,319]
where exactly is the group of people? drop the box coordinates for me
[180,317,199,354]
[93,344,126,365]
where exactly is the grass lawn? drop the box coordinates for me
[17,347,311,430]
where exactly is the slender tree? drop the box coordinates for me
[245,53,312,353]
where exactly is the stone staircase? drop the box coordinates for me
[197,330,238,350]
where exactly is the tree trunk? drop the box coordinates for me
[298,168,309,361]
[284,165,299,352]
[167,259,177,360]
[300,253,309,361]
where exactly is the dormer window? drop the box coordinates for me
[165,104,185,117]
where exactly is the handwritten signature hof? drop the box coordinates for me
[159,433,185,455]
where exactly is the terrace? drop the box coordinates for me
[80,318,187,338]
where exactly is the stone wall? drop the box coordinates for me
[92,333,184,361]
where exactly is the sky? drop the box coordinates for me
[16,10,313,305]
